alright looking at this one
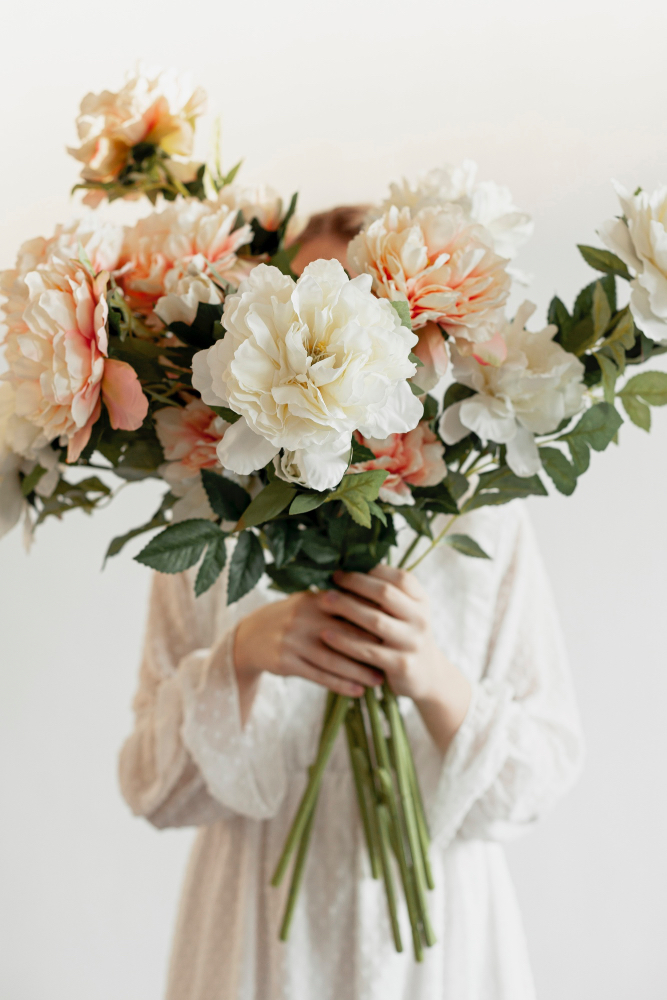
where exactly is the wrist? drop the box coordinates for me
[412,650,472,754]
[233,617,264,684]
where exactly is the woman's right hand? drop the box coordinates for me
[233,593,384,720]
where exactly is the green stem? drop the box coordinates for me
[377,802,404,953]
[405,513,461,572]
[272,695,350,887]
[346,716,381,880]
[279,785,317,941]
[384,688,436,947]
[399,713,434,890]
[398,531,423,569]
[364,689,424,962]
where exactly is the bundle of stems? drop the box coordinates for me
[271,682,436,960]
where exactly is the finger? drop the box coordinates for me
[320,625,400,673]
[369,563,426,602]
[320,590,412,648]
[304,642,384,688]
[294,658,365,698]
[331,570,415,622]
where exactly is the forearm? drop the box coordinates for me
[412,652,472,755]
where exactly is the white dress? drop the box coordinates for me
[119,502,584,1000]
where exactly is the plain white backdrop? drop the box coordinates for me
[1,1,666,997]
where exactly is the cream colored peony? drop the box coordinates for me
[119,198,253,324]
[439,302,585,477]
[376,162,533,260]
[348,424,446,506]
[2,254,147,462]
[348,205,510,342]
[191,260,422,490]
[218,183,285,231]
[68,67,206,190]
[600,182,667,342]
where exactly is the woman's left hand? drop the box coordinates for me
[319,565,473,752]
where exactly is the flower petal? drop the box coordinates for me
[102,359,149,431]
[216,417,278,475]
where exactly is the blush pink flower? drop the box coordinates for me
[348,422,446,506]
[411,321,450,392]
[68,67,206,189]
[153,397,228,474]
[348,205,510,343]
[2,255,147,462]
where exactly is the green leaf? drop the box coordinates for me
[268,244,299,276]
[620,371,667,406]
[227,531,265,604]
[389,299,413,330]
[539,447,578,496]
[195,534,227,596]
[300,530,339,564]
[220,158,243,187]
[266,562,332,593]
[445,534,490,558]
[327,470,388,528]
[562,402,623,452]
[169,301,225,349]
[201,469,250,521]
[595,352,619,404]
[289,492,330,514]
[410,381,425,396]
[240,478,296,528]
[444,470,469,501]
[263,521,303,568]
[578,244,631,281]
[567,437,590,475]
[592,281,612,340]
[104,497,175,563]
[135,519,223,574]
[603,309,635,349]
[70,476,111,495]
[620,393,651,431]
[21,464,46,496]
[421,393,439,422]
[399,505,433,538]
[411,483,459,515]
[548,295,572,335]
[561,316,597,356]
[350,437,375,463]
[442,383,476,411]
[366,499,387,525]
[464,466,547,511]
[210,405,240,424]
[408,351,424,367]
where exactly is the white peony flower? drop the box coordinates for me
[376,162,533,260]
[218,183,285,231]
[191,260,422,490]
[440,302,585,477]
[154,255,223,326]
[600,181,667,342]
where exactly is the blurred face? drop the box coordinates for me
[290,232,353,276]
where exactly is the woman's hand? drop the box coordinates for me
[233,592,384,722]
[318,565,472,753]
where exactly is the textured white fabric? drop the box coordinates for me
[119,502,584,1000]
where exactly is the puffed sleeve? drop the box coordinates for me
[412,506,585,846]
[118,560,291,829]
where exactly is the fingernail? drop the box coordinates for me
[322,590,338,604]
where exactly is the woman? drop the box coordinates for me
[119,209,584,1000]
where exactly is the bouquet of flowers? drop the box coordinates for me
[2,65,667,961]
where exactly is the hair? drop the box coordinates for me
[294,204,369,245]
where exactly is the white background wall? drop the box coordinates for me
[1,1,666,997]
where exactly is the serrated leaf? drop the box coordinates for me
[227,531,265,604]
[342,497,372,527]
[399,505,432,537]
[389,299,413,330]
[240,478,296,528]
[266,562,332,593]
[366,499,388,526]
[328,469,388,504]
[210,405,240,424]
[411,483,459,515]
[577,244,631,280]
[464,467,547,511]
[563,402,623,452]
[263,521,303,568]
[561,316,597,356]
[445,534,490,558]
[539,447,578,496]
[201,469,250,520]
[620,393,651,431]
[620,371,667,406]
[289,492,329,514]
[603,309,635,349]
[595,352,619,404]
[592,281,612,339]
[300,530,339,564]
[135,519,223,574]
[195,534,227,596]
[444,470,469,501]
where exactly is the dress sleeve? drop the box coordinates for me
[416,506,585,847]
[118,563,290,829]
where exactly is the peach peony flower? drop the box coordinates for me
[2,254,147,463]
[348,205,510,342]
[68,67,206,189]
[411,321,450,392]
[118,198,253,323]
[348,423,446,506]
[154,398,228,474]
